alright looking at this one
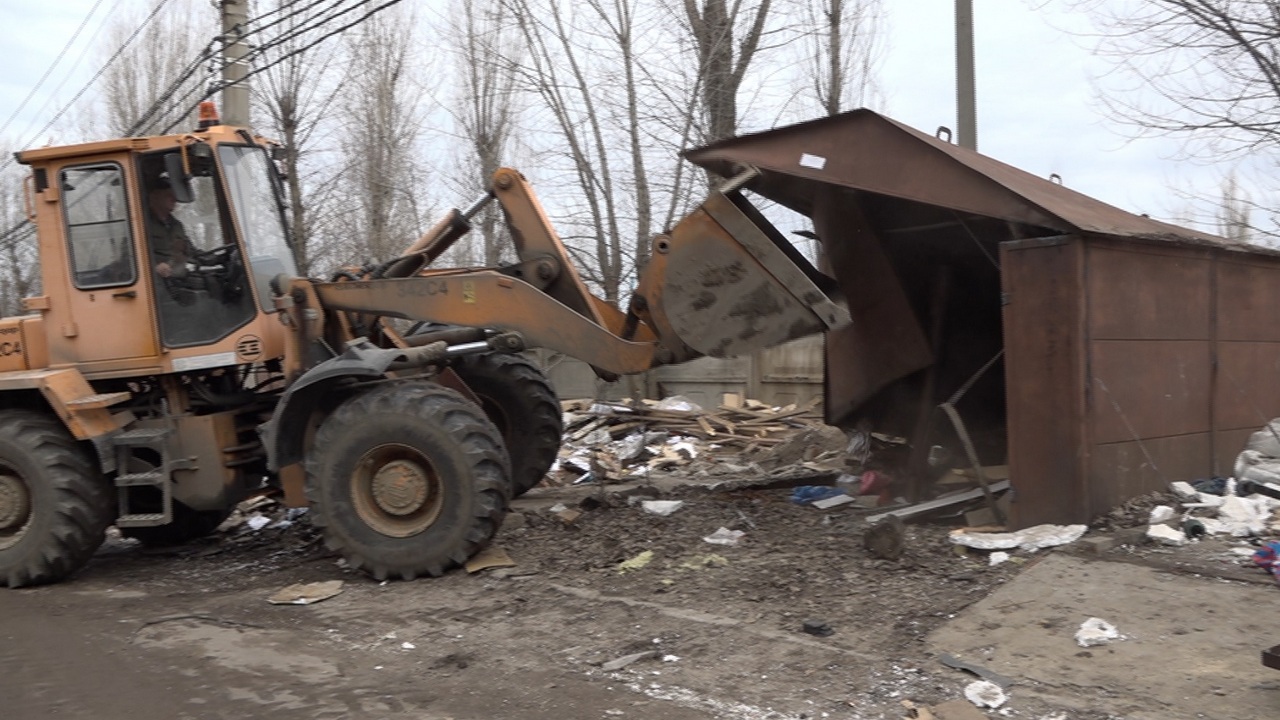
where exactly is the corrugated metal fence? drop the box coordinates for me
[532,334,824,407]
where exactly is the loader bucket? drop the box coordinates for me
[637,184,849,362]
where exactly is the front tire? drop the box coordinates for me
[453,353,562,496]
[0,410,112,587]
[306,382,510,581]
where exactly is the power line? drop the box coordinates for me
[161,0,405,134]
[0,0,178,177]
[0,0,110,139]
[136,0,365,136]
[0,0,406,248]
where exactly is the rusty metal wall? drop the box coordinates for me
[1005,236,1280,526]
[1002,237,1088,526]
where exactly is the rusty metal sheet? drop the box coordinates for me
[1087,244,1212,341]
[1090,340,1211,445]
[684,109,1240,251]
[1217,257,1280,342]
[1001,239,1088,527]
[1214,342,1280,430]
[1089,434,1213,513]
[817,187,932,425]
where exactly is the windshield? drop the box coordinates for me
[219,144,298,311]
[138,150,257,348]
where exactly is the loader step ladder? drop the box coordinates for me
[113,427,174,527]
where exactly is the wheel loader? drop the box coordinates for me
[0,102,847,586]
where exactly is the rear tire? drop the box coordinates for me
[305,381,510,581]
[454,353,562,496]
[0,410,112,587]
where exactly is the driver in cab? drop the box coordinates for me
[146,176,196,279]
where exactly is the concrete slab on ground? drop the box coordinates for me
[928,553,1280,719]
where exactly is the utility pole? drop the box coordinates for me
[221,0,250,126]
[955,0,977,150]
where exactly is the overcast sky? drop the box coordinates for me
[0,0,1232,233]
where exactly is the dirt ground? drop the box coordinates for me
[2,476,1279,720]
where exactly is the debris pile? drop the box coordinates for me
[546,395,862,485]
[1138,477,1280,548]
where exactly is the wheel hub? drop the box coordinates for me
[370,460,430,516]
[0,473,31,534]
[352,445,445,538]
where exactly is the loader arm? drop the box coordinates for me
[314,168,849,376]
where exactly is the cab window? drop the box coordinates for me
[61,163,136,289]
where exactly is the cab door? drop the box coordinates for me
[59,161,158,363]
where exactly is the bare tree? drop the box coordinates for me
[449,0,522,267]
[331,7,427,265]
[1068,0,1280,160]
[500,0,628,301]
[98,0,214,136]
[1216,170,1270,245]
[0,154,38,317]
[251,0,347,276]
[680,0,776,142]
[801,0,884,116]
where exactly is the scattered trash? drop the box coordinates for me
[661,654,680,662]
[963,679,1007,709]
[600,650,658,672]
[267,580,344,606]
[1265,643,1280,670]
[811,493,856,510]
[678,554,729,569]
[900,699,935,719]
[989,551,1010,566]
[928,698,991,720]
[1252,542,1280,585]
[655,395,702,413]
[950,523,1086,551]
[790,485,845,505]
[1148,505,1175,524]
[1146,523,1187,546]
[864,515,906,561]
[555,508,583,524]
[1191,476,1230,496]
[1217,495,1272,536]
[1075,617,1123,647]
[464,546,516,573]
[618,550,655,573]
[1169,481,1199,500]
[401,641,416,650]
[702,527,746,546]
[868,481,1010,525]
[1182,517,1207,539]
[246,514,272,531]
[939,653,1014,688]
[801,619,834,637]
[641,500,684,516]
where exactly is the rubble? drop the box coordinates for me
[547,396,854,487]
[1145,524,1187,546]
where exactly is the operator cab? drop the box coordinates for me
[137,108,298,348]
[16,101,300,375]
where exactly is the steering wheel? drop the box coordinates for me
[182,243,246,303]
[193,243,239,268]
